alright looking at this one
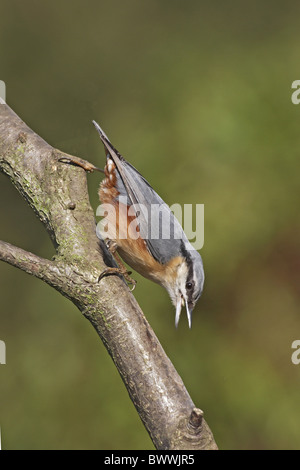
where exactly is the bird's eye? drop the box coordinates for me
[186,282,193,290]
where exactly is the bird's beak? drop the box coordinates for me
[175,296,193,329]
[185,298,193,329]
[175,297,183,328]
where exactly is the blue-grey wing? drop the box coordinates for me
[93,121,186,265]
[115,159,186,264]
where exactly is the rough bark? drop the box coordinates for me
[0,97,218,450]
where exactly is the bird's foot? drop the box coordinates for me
[98,266,137,291]
[99,240,137,291]
[58,154,104,173]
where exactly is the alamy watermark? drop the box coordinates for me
[291,340,300,365]
[291,80,300,104]
[0,340,6,365]
[96,197,204,250]
[0,81,6,102]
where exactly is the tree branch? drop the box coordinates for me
[0,100,218,450]
[0,240,52,276]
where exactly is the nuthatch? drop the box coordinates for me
[93,121,204,328]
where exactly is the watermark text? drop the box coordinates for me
[0,81,6,102]
[291,340,300,365]
[291,80,300,104]
[96,198,204,250]
[0,340,6,365]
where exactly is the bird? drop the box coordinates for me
[92,121,204,328]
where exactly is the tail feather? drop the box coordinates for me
[92,120,125,162]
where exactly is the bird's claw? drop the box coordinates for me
[98,267,137,291]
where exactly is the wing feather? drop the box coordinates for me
[93,121,186,264]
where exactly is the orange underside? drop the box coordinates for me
[98,161,183,285]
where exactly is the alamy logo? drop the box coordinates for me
[0,81,6,102]
[291,80,300,104]
[0,340,6,364]
[291,340,300,365]
[96,197,204,250]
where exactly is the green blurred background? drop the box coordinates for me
[0,0,300,450]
